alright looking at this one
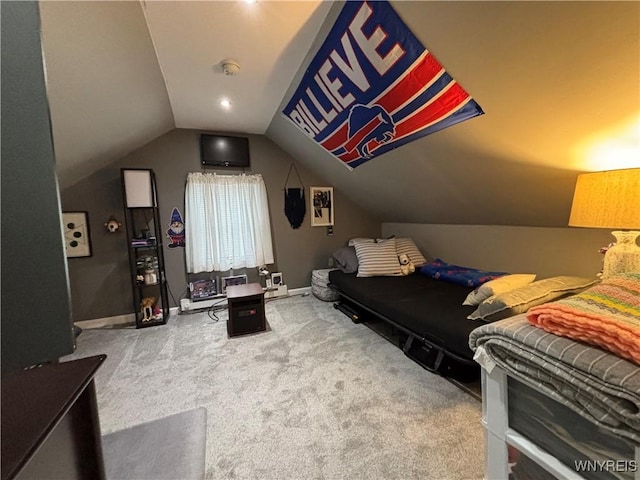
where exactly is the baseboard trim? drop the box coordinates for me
[75,307,181,329]
[75,314,134,329]
[289,286,311,295]
[75,292,310,329]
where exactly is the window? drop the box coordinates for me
[185,173,274,273]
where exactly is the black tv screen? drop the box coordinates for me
[200,134,250,168]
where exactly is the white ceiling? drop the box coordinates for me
[141,0,332,133]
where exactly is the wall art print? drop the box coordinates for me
[166,207,185,248]
[62,211,92,257]
[310,186,334,227]
[282,0,483,169]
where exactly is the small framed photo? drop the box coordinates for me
[310,186,334,227]
[62,211,92,258]
[271,272,284,286]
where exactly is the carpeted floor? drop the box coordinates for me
[67,294,484,480]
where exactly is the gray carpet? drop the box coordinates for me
[67,294,484,479]
[102,407,207,479]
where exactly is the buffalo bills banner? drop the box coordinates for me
[282,0,483,169]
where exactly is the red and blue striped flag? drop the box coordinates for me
[283,0,483,169]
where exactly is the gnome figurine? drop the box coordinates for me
[166,207,185,248]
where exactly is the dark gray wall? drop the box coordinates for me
[1,1,74,375]
[61,129,381,321]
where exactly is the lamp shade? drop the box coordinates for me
[568,168,640,229]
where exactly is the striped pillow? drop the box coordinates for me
[348,237,375,247]
[354,239,403,277]
[395,237,428,266]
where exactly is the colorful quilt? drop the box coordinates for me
[527,273,640,365]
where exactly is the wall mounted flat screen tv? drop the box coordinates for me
[200,134,250,168]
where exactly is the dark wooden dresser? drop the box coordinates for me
[1,355,106,480]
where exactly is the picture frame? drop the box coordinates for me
[310,186,334,227]
[62,211,92,258]
[271,272,283,286]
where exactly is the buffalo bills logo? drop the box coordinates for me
[283,1,483,168]
[345,104,395,159]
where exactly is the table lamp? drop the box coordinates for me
[568,168,640,279]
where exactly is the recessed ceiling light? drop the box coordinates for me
[220,99,231,108]
[243,0,257,4]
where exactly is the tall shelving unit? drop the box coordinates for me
[121,168,169,328]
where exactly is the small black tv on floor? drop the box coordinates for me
[200,134,250,168]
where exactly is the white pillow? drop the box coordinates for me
[348,237,375,247]
[354,239,403,277]
[394,237,428,266]
[463,274,536,306]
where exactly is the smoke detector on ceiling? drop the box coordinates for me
[221,59,240,76]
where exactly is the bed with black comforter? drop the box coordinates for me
[328,269,480,381]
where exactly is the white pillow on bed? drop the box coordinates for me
[463,274,536,306]
[354,239,403,277]
[394,237,428,266]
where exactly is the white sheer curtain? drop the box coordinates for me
[185,172,274,273]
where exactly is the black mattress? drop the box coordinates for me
[328,270,478,361]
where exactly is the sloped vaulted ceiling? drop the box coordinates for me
[40,1,174,189]
[40,0,332,189]
[39,1,639,226]
[140,0,331,133]
[269,1,640,227]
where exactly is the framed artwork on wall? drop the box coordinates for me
[62,211,92,258]
[271,272,283,286]
[310,186,334,227]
